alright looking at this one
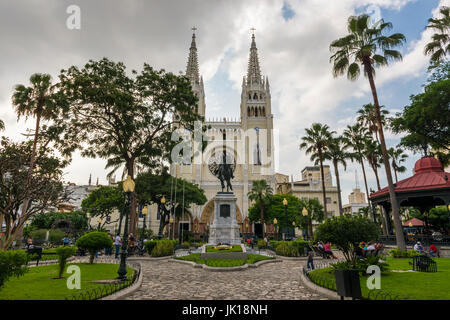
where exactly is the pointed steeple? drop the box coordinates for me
[186,28,200,84]
[247,31,262,84]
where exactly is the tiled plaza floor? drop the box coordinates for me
[125,259,329,300]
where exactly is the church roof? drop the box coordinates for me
[370,157,450,199]
[247,33,262,84]
[186,31,200,84]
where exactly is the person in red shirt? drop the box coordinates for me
[429,243,438,257]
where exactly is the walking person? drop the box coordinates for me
[114,233,121,259]
[306,246,315,270]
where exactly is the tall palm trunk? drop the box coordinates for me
[318,150,328,219]
[126,159,137,236]
[366,65,405,251]
[333,160,343,216]
[372,165,381,191]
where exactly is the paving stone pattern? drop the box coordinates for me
[125,260,329,300]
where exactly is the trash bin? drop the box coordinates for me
[334,269,362,300]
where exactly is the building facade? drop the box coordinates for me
[164,31,276,239]
[342,188,368,215]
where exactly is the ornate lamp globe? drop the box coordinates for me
[282,198,288,206]
[123,176,135,193]
[273,218,277,225]
[161,196,166,204]
[98,218,102,224]
[302,207,308,216]
[142,206,148,216]
[408,222,413,228]
[169,217,174,224]
[292,221,296,226]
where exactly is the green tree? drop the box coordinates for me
[135,170,207,238]
[30,211,88,232]
[300,123,335,218]
[50,59,204,236]
[0,138,66,250]
[296,198,325,239]
[330,14,406,250]
[320,136,352,216]
[363,136,382,190]
[0,251,28,289]
[391,79,450,155]
[411,206,450,233]
[315,215,380,262]
[81,185,125,230]
[388,147,408,183]
[425,6,450,69]
[357,103,389,144]
[76,231,113,264]
[247,180,273,238]
[12,74,66,222]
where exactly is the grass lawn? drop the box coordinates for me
[0,263,134,300]
[175,253,274,267]
[308,257,450,300]
[206,245,243,253]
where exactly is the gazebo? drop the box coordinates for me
[370,157,450,235]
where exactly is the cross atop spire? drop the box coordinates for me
[186,28,200,84]
[247,30,262,84]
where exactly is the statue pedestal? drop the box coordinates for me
[208,192,241,245]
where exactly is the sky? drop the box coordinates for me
[0,0,448,205]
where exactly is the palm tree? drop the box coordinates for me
[248,180,273,238]
[357,103,389,144]
[343,124,374,218]
[0,119,4,131]
[330,14,407,250]
[363,137,383,190]
[319,136,352,216]
[12,73,61,216]
[388,147,408,183]
[300,123,335,219]
[425,6,450,68]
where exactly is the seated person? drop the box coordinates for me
[26,237,34,249]
[366,241,376,255]
[413,241,424,255]
[429,243,437,257]
[323,242,338,259]
[354,245,364,259]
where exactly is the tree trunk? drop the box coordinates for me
[366,67,406,251]
[308,218,314,240]
[393,166,398,184]
[318,150,328,219]
[126,159,137,236]
[259,199,265,238]
[333,160,343,216]
[373,166,381,191]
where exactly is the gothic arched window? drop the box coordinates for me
[253,93,258,100]
[247,107,251,117]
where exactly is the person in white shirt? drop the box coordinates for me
[413,241,423,255]
[114,234,121,259]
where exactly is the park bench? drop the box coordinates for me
[410,255,437,272]
[26,246,57,266]
[312,245,329,259]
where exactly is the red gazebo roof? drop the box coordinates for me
[402,218,427,227]
[370,157,450,199]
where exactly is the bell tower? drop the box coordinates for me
[186,27,206,117]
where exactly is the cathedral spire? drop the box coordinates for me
[247,29,262,84]
[186,27,200,84]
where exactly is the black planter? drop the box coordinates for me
[334,269,362,300]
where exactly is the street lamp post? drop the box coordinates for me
[302,207,309,240]
[141,206,148,242]
[158,196,166,240]
[97,218,102,230]
[117,176,135,281]
[169,217,174,240]
[292,221,296,239]
[282,198,288,240]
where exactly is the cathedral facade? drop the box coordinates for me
[169,31,276,237]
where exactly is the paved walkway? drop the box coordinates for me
[125,259,329,300]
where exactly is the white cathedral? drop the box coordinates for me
[168,31,277,238]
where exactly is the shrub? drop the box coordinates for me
[144,240,158,255]
[30,229,48,242]
[151,240,174,257]
[49,229,66,245]
[257,239,267,249]
[275,242,296,256]
[55,246,77,278]
[331,255,389,274]
[389,249,418,258]
[181,241,190,249]
[76,231,113,264]
[0,250,28,288]
[314,215,379,262]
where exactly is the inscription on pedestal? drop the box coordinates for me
[220,204,230,218]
